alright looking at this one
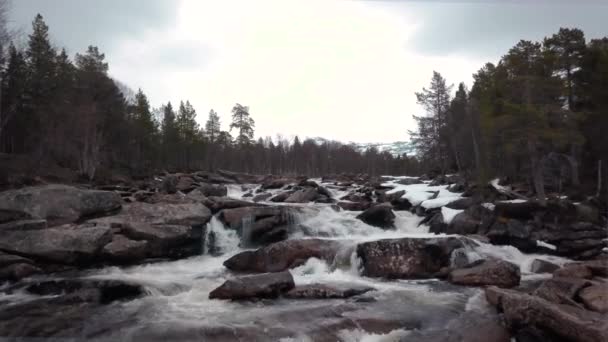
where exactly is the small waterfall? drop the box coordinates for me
[240,215,254,247]
[204,216,240,256]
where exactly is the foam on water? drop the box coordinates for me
[2,175,577,340]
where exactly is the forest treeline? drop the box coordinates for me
[410,28,607,203]
[0,14,418,179]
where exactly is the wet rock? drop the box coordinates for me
[218,206,295,246]
[0,225,112,264]
[553,263,593,279]
[494,200,543,220]
[176,176,196,193]
[101,234,148,264]
[427,211,447,234]
[486,286,608,342]
[285,188,319,203]
[447,212,480,235]
[0,209,31,224]
[0,219,47,231]
[445,197,478,210]
[395,178,422,185]
[269,191,294,203]
[25,278,146,304]
[97,202,212,227]
[448,259,520,288]
[356,203,395,229]
[357,237,464,279]
[224,239,344,273]
[121,222,202,259]
[530,259,560,274]
[0,252,41,281]
[337,201,372,211]
[401,310,511,342]
[340,192,372,203]
[575,202,601,224]
[533,277,592,306]
[261,178,293,189]
[0,262,41,281]
[252,192,272,202]
[579,284,608,313]
[203,196,263,213]
[198,183,228,197]
[161,174,179,193]
[487,219,537,252]
[285,283,374,299]
[209,271,295,300]
[0,184,122,226]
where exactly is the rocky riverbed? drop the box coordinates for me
[0,171,606,341]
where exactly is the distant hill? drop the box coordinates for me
[309,137,416,157]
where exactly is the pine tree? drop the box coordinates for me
[205,109,220,143]
[176,100,199,169]
[410,71,453,172]
[230,103,255,146]
[0,44,27,152]
[161,102,178,167]
[25,14,56,153]
[130,89,158,170]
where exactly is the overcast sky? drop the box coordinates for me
[8,0,608,143]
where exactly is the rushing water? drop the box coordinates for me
[0,177,571,341]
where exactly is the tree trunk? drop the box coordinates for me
[598,159,603,198]
[568,146,580,186]
[528,140,546,206]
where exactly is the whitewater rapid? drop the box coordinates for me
[1,177,571,341]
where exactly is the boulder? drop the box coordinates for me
[261,178,293,189]
[224,239,344,273]
[101,234,148,264]
[448,259,520,288]
[553,263,594,279]
[269,191,295,203]
[0,252,41,281]
[218,206,295,246]
[0,219,47,232]
[0,262,41,282]
[209,271,295,300]
[120,222,202,258]
[161,175,179,193]
[356,237,464,279]
[395,178,422,185]
[0,184,122,226]
[0,225,112,264]
[285,283,374,299]
[533,277,592,305]
[445,197,478,210]
[356,204,395,229]
[494,201,543,220]
[198,183,228,197]
[252,193,272,202]
[486,286,608,342]
[579,284,608,313]
[446,212,480,235]
[337,201,372,211]
[487,219,537,252]
[0,209,31,224]
[175,176,196,193]
[97,202,212,227]
[285,188,319,203]
[203,196,263,213]
[530,259,560,274]
[25,278,146,304]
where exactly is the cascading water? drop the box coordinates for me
[1,176,575,341]
[203,216,241,255]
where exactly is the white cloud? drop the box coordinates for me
[109,0,487,143]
